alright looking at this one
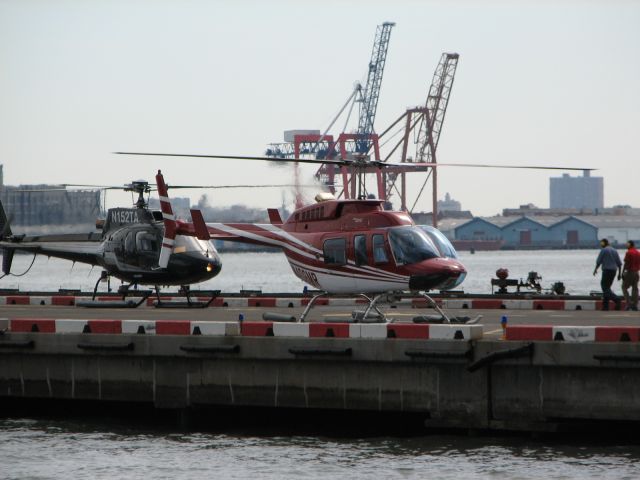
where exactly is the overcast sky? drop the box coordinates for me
[1,0,638,217]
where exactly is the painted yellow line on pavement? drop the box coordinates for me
[485,328,503,335]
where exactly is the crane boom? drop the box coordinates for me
[416,52,459,163]
[355,21,395,154]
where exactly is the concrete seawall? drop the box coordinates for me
[2,318,640,433]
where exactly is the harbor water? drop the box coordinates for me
[2,417,640,479]
[2,250,639,479]
[1,249,618,295]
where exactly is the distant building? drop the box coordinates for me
[437,192,461,213]
[148,197,191,219]
[549,171,603,210]
[411,209,473,230]
[0,165,102,229]
[454,214,640,249]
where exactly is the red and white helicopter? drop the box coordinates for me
[137,155,592,323]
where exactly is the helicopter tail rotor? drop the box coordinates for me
[155,170,177,269]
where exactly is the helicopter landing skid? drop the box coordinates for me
[152,287,220,309]
[412,293,482,325]
[76,277,150,308]
[77,285,150,308]
[76,296,149,309]
[298,292,399,323]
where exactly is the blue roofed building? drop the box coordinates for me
[454,217,504,242]
[453,217,508,250]
[547,216,598,248]
[501,217,550,247]
[453,215,601,250]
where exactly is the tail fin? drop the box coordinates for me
[190,209,211,240]
[0,198,14,274]
[155,170,176,269]
[0,198,12,238]
[2,249,14,275]
[267,208,283,225]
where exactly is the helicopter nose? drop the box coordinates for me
[408,259,467,291]
[205,254,222,276]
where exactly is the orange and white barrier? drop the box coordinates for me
[506,325,640,342]
[0,294,626,311]
[7,318,640,343]
[5,318,483,341]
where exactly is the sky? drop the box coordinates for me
[0,0,638,217]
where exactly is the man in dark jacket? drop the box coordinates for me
[593,238,622,311]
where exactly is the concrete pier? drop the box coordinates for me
[1,307,640,433]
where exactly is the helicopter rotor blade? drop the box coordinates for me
[374,161,595,171]
[60,184,128,189]
[115,151,595,172]
[115,151,348,166]
[165,183,334,189]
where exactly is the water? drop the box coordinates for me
[1,418,640,479]
[2,249,615,295]
[1,250,635,479]
[0,419,640,480]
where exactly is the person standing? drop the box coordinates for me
[622,240,640,311]
[593,238,622,311]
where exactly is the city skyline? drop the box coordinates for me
[1,1,638,217]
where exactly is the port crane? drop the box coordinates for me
[266,22,395,206]
[379,52,460,224]
[265,24,459,219]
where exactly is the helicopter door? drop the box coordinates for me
[122,231,138,266]
[372,233,389,264]
[136,231,160,268]
[353,234,368,267]
[323,238,347,266]
[323,237,356,291]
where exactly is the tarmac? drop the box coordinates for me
[2,298,640,434]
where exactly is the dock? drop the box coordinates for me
[1,299,639,433]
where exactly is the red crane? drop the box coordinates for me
[379,52,460,225]
[265,22,395,207]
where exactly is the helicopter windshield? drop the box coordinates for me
[419,225,459,259]
[388,226,440,265]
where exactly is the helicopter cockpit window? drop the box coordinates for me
[372,234,388,263]
[136,231,157,252]
[420,225,459,259]
[388,226,439,265]
[323,238,346,265]
[354,235,368,266]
